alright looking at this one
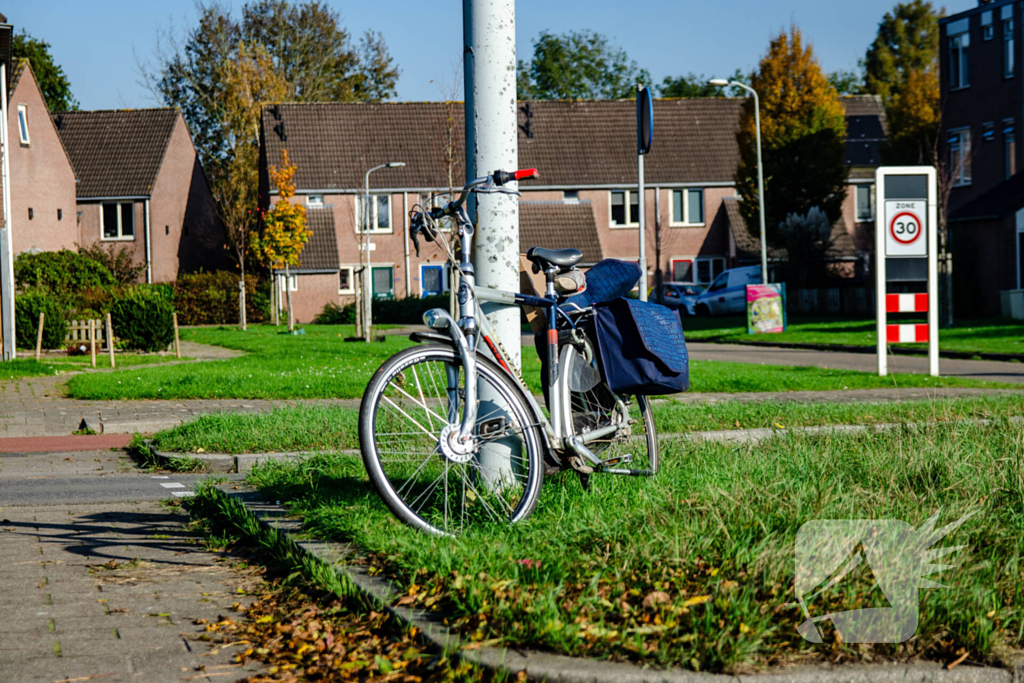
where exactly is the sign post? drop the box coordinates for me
[875,166,938,377]
[636,85,652,301]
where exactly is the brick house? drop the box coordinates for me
[940,0,1023,316]
[260,99,883,323]
[52,109,223,283]
[6,61,77,255]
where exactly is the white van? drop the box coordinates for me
[694,266,771,316]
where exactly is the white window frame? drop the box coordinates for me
[279,274,298,292]
[99,201,135,241]
[338,266,355,295]
[1005,120,1017,180]
[609,190,640,228]
[356,194,393,234]
[419,263,450,297]
[855,184,874,222]
[307,194,324,207]
[949,127,972,187]
[670,189,706,226]
[670,258,694,283]
[948,29,970,90]
[982,10,994,40]
[16,104,29,145]
[695,256,726,285]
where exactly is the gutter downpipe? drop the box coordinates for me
[403,192,411,298]
[145,199,152,284]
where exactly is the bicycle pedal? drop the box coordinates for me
[599,454,633,468]
[567,455,594,475]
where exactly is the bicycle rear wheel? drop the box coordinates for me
[558,337,658,475]
[359,344,544,536]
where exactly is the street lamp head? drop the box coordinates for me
[708,79,730,87]
[387,162,406,168]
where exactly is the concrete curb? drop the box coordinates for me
[210,484,1023,683]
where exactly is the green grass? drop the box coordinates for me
[150,394,1024,454]
[684,316,1024,357]
[247,421,1024,673]
[65,323,1019,401]
[43,353,189,369]
[0,359,62,379]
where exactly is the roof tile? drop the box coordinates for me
[519,200,603,264]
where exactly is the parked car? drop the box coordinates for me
[650,283,706,316]
[694,266,775,316]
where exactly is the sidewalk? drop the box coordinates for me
[0,449,264,682]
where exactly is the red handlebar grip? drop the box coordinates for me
[513,168,539,180]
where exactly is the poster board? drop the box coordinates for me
[746,283,787,334]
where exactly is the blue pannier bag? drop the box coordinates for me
[561,259,642,311]
[593,298,689,395]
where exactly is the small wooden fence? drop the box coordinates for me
[65,319,112,346]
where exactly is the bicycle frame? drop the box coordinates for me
[419,189,628,469]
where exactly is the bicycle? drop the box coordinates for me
[358,169,658,536]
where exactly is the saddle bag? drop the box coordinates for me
[592,298,689,396]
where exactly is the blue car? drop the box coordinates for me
[651,282,706,316]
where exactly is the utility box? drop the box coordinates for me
[1000,290,1024,320]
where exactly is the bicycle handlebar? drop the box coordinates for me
[428,168,539,219]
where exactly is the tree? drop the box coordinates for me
[736,27,848,254]
[12,30,78,111]
[863,1,941,105]
[213,41,290,330]
[146,0,399,172]
[77,243,146,284]
[828,69,863,95]
[254,150,310,332]
[517,30,651,100]
[863,1,943,165]
[659,69,749,98]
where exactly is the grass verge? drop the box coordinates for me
[0,359,61,380]
[246,421,1024,673]
[684,316,1024,357]
[149,394,1024,454]
[66,323,1014,401]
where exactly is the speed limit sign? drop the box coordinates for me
[884,199,927,256]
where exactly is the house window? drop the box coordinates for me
[100,202,135,240]
[420,264,449,297]
[279,274,298,292]
[563,190,579,202]
[610,190,639,227]
[307,194,324,207]
[372,266,394,300]
[671,189,705,225]
[948,28,970,89]
[339,267,354,294]
[16,104,29,145]
[671,259,693,283]
[983,10,994,40]
[983,122,996,141]
[855,185,874,222]
[949,128,972,186]
[695,257,725,285]
[1006,121,1017,180]
[358,194,392,232]
[1004,15,1015,78]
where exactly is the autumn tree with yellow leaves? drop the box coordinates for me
[736,26,848,259]
[255,150,311,332]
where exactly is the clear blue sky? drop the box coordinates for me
[12,0,975,110]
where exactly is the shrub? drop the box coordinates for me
[14,250,115,299]
[372,295,450,325]
[77,243,146,284]
[314,302,356,325]
[15,291,67,349]
[173,272,267,325]
[110,288,175,352]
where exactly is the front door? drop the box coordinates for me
[372,266,394,300]
[421,265,444,297]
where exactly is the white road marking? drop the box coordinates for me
[160,482,185,489]
[151,476,170,479]
[172,491,195,498]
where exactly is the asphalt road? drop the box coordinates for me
[0,470,238,506]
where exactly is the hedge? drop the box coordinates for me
[15,291,67,349]
[110,288,175,352]
[14,250,115,301]
[174,272,269,325]
[313,295,450,326]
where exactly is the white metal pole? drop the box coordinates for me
[927,167,939,377]
[0,62,14,360]
[364,173,372,342]
[144,199,152,284]
[465,0,520,487]
[403,192,411,298]
[751,87,768,285]
[638,153,647,301]
[875,167,887,377]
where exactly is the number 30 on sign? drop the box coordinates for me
[884,200,927,257]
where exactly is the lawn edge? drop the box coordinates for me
[694,337,1024,363]
[207,483,1024,683]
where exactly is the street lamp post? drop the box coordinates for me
[710,79,768,285]
[363,162,406,342]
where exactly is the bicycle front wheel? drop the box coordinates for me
[359,344,544,536]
